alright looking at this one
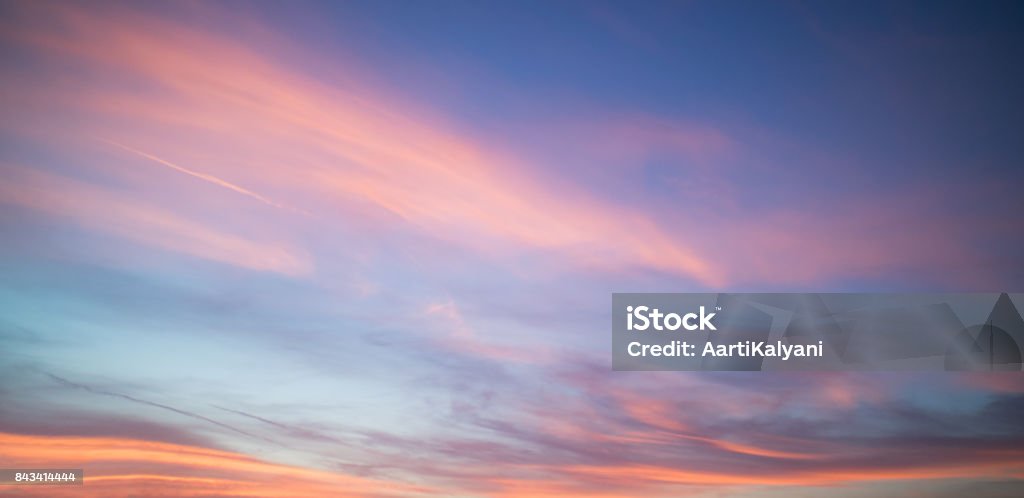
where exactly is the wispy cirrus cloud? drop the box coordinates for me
[2,2,1014,288]
[45,374,274,444]
[0,164,311,276]
[4,347,1024,497]
[0,2,722,286]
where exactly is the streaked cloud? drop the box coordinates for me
[2,2,1014,287]
[0,1,722,286]
[0,432,434,498]
[0,164,311,275]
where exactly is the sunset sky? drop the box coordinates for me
[2,1,1024,497]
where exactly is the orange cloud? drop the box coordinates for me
[559,458,1024,488]
[558,386,820,460]
[957,372,1024,394]
[0,432,432,497]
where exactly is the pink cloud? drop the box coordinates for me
[0,165,311,276]
[0,2,724,286]
[0,2,1008,290]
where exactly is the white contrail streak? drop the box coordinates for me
[100,138,308,215]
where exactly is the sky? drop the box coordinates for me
[1,1,1024,497]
